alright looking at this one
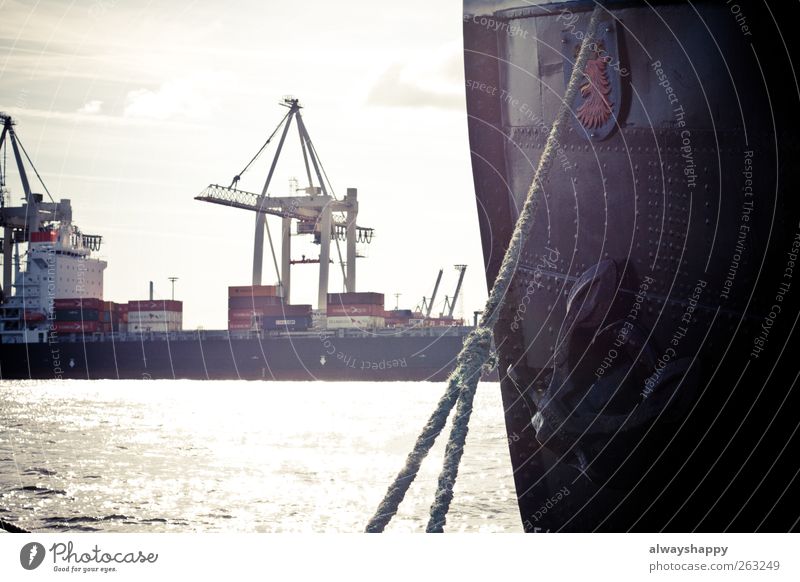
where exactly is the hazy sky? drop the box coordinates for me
[0,0,487,329]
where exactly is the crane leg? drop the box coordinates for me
[318,205,332,311]
[2,228,12,298]
[253,213,265,286]
[281,216,291,302]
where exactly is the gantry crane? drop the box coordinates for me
[441,265,467,319]
[0,113,100,300]
[418,268,443,317]
[195,98,373,309]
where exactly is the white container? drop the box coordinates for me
[127,310,183,324]
[326,315,385,329]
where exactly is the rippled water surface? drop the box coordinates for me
[0,380,521,532]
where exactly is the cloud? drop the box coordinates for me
[77,100,103,114]
[366,44,465,111]
[123,73,233,121]
[123,80,207,120]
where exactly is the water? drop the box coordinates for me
[0,380,521,533]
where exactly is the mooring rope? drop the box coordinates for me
[365,4,603,533]
[0,517,30,533]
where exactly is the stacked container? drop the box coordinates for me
[384,309,415,328]
[52,297,103,333]
[100,301,128,333]
[228,285,311,332]
[117,303,129,333]
[326,292,385,329]
[128,300,183,333]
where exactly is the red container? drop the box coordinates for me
[128,300,183,312]
[327,304,384,317]
[54,297,104,310]
[228,321,255,331]
[228,309,263,321]
[228,295,284,310]
[228,285,280,297]
[327,292,384,306]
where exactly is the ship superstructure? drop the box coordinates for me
[0,113,106,344]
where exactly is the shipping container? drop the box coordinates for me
[128,300,182,312]
[229,306,311,321]
[129,321,181,333]
[228,320,257,331]
[385,309,414,317]
[245,304,313,317]
[52,320,99,333]
[101,303,125,323]
[127,310,183,324]
[326,315,385,329]
[327,292,384,306]
[53,297,104,310]
[54,308,100,322]
[228,295,284,310]
[327,304,384,317]
[261,315,311,331]
[228,285,280,297]
[228,308,263,321]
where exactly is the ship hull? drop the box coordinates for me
[465,0,800,531]
[0,330,475,382]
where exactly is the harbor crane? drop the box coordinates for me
[0,113,101,300]
[195,98,373,310]
[441,264,467,319]
[418,268,443,317]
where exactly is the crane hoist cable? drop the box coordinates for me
[229,110,292,189]
[15,133,54,203]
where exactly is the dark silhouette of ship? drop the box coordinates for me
[465,0,800,531]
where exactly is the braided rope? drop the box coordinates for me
[365,3,603,533]
[0,517,30,533]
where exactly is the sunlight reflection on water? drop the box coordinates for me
[0,380,521,532]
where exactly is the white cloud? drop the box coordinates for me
[367,42,465,110]
[123,73,234,121]
[77,99,103,114]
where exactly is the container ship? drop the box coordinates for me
[0,106,481,381]
[465,0,800,530]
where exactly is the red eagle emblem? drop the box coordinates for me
[576,47,613,130]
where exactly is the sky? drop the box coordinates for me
[0,0,488,330]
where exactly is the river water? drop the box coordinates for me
[0,380,521,533]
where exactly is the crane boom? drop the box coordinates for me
[425,268,443,318]
[447,265,467,319]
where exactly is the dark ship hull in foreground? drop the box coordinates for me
[465,0,800,531]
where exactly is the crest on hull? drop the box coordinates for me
[562,18,622,141]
